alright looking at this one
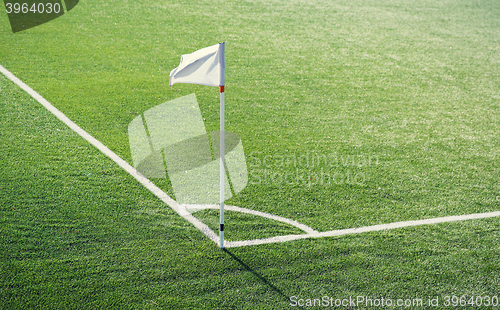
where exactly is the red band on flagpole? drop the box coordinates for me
[220,86,225,93]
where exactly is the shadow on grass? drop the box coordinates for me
[223,249,288,301]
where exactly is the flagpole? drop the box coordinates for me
[219,42,225,249]
[220,85,225,249]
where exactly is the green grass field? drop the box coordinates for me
[1,0,500,308]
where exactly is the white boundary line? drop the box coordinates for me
[225,211,500,248]
[0,64,220,245]
[2,64,500,249]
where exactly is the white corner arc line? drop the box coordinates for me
[3,64,500,249]
[185,204,318,234]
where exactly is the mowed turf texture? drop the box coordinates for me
[1,0,500,308]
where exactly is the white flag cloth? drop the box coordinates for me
[169,43,225,87]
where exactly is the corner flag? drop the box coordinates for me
[169,43,225,87]
[170,42,227,249]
